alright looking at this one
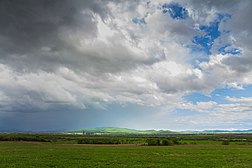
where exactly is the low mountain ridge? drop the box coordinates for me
[67,127,175,134]
[67,127,252,134]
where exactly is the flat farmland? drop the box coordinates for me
[1,141,252,168]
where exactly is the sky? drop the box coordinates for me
[0,0,252,131]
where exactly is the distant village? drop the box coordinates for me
[68,131,108,136]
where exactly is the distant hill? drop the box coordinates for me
[201,129,252,133]
[181,129,252,134]
[67,127,175,134]
[67,127,252,134]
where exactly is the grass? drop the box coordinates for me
[1,142,252,167]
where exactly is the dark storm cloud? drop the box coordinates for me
[0,0,107,53]
[0,0,111,72]
[0,0,149,73]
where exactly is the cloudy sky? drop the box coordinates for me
[1,0,252,131]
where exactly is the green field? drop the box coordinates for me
[1,141,252,168]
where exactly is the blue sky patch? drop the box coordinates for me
[132,17,146,25]
[185,84,252,105]
[192,13,232,55]
[213,84,252,99]
[185,91,229,104]
[218,13,231,22]
[218,45,241,55]
[162,3,188,20]
[184,91,229,104]
[193,21,220,54]
[184,92,212,103]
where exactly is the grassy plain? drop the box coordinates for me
[1,141,252,168]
